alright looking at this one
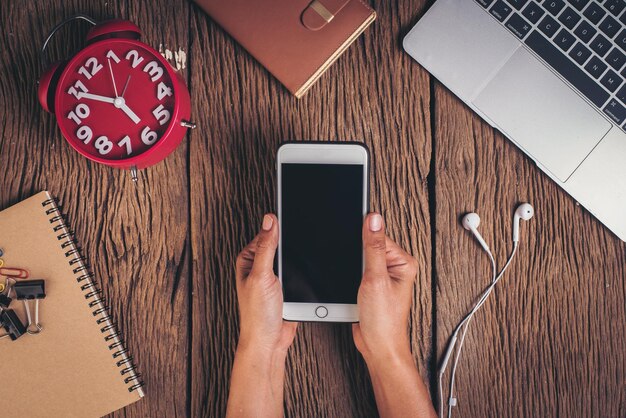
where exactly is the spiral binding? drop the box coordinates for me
[41,197,145,394]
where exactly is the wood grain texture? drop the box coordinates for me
[1,0,625,417]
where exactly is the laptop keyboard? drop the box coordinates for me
[476,0,626,130]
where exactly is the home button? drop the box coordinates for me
[315,306,328,318]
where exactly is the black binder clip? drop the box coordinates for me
[0,278,14,309]
[0,309,27,341]
[14,280,46,335]
[0,293,11,309]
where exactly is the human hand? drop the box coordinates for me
[353,213,435,418]
[352,213,418,366]
[228,214,297,418]
[235,214,297,355]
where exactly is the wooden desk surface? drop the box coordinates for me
[1,1,624,417]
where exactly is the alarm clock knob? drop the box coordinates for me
[86,19,141,44]
[38,61,65,114]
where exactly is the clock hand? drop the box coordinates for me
[107,58,119,97]
[78,92,115,103]
[120,104,140,124]
[121,75,131,98]
[115,99,141,124]
[78,91,139,124]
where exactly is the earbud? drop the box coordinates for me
[462,213,490,253]
[513,203,534,242]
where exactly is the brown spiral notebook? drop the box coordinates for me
[0,192,143,417]
[195,0,376,98]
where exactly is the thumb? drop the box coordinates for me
[363,213,388,280]
[250,214,279,277]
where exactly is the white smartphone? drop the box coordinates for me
[277,142,369,322]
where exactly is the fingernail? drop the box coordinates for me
[369,214,382,232]
[262,214,273,231]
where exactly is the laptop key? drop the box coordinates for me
[620,9,626,25]
[600,69,623,91]
[603,98,626,124]
[590,34,612,57]
[615,84,626,104]
[555,29,577,50]
[603,0,625,16]
[506,13,533,38]
[569,42,593,65]
[574,20,597,43]
[585,55,608,78]
[504,0,529,10]
[566,0,589,12]
[490,0,513,21]
[522,2,545,23]
[615,29,626,52]
[599,15,620,39]
[545,0,566,15]
[616,84,626,104]
[538,15,561,38]
[525,31,609,107]
[476,0,496,8]
[558,6,582,29]
[606,48,626,70]
[583,3,606,24]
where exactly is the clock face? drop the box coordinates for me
[56,40,177,161]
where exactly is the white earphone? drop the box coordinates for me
[461,212,490,252]
[513,203,534,242]
[439,203,534,418]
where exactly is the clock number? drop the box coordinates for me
[106,50,121,64]
[94,136,113,155]
[78,57,103,80]
[157,82,173,101]
[76,126,93,144]
[152,104,170,126]
[126,50,144,68]
[141,127,158,146]
[67,103,90,125]
[67,80,89,99]
[143,61,163,82]
[117,135,133,155]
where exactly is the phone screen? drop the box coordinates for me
[280,163,364,304]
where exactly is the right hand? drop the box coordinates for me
[353,213,418,365]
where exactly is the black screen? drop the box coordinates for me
[281,163,363,304]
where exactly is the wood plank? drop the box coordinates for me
[0,1,191,417]
[433,82,626,417]
[188,0,434,416]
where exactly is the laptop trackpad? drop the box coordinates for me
[473,47,611,182]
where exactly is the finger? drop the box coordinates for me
[235,235,259,282]
[363,213,388,280]
[279,321,298,350]
[385,237,418,283]
[250,213,279,277]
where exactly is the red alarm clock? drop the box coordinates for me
[38,17,195,177]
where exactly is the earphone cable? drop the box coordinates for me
[443,242,520,418]
[437,249,496,418]
[443,252,496,418]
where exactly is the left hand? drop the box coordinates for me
[235,214,297,355]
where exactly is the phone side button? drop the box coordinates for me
[315,306,328,318]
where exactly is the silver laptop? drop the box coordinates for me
[404,0,626,242]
